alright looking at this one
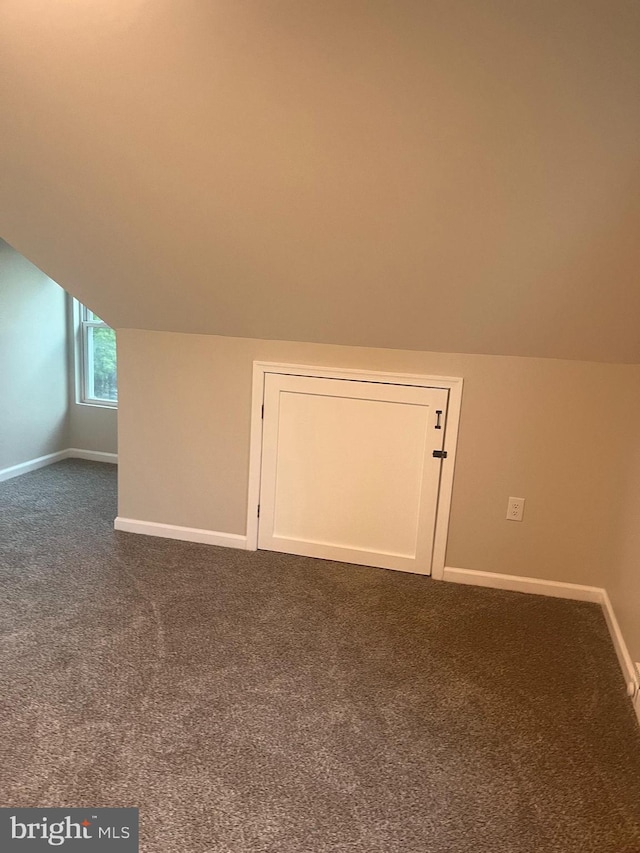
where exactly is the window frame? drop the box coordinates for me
[74,299,118,408]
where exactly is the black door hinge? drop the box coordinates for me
[261,405,264,419]
[257,504,260,518]
[433,450,448,459]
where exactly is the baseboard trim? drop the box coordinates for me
[67,448,118,464]
[600,589,640,704]
[443,566,603,602]
[114,516,248,550]
[0,450,68,483]
[444,566,640,718]
[0,448,118,483]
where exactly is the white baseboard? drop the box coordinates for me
[0,450,68,483]
[600,590,640,706]
[114,516,247,550]
[67,448,118,464]
[443,566,603,602]
[0,448,118,484]
[444,566,640,720]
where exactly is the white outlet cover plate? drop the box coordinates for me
[507,497,525,521]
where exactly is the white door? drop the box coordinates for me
[258,374,449,574]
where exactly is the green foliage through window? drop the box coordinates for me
[78,302,117,405]
[90,325,117,402]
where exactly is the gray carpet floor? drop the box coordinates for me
[1,460,639,852]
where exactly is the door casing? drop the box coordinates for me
[246,362,463,580]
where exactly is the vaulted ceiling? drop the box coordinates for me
[1,1,639,362]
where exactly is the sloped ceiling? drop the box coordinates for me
[1,1,639,362]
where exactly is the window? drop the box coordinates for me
[76,301,117,406]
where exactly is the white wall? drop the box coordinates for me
[0,240,69,470]
[0,242,117,466]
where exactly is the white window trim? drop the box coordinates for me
[73,299,118,409]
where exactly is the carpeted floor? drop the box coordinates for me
[1,460,639,852]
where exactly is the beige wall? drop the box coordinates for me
[68,403,118,455]
[1,1,640,363]
[610,440,640,666]
[118,329,640,658]
[3,1,639,670]
[0,240,68,470]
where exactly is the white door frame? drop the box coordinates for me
[246,362,463,581]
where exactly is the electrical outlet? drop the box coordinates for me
[507,497,525,521]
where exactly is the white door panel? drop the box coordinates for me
[258,374,448,574]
